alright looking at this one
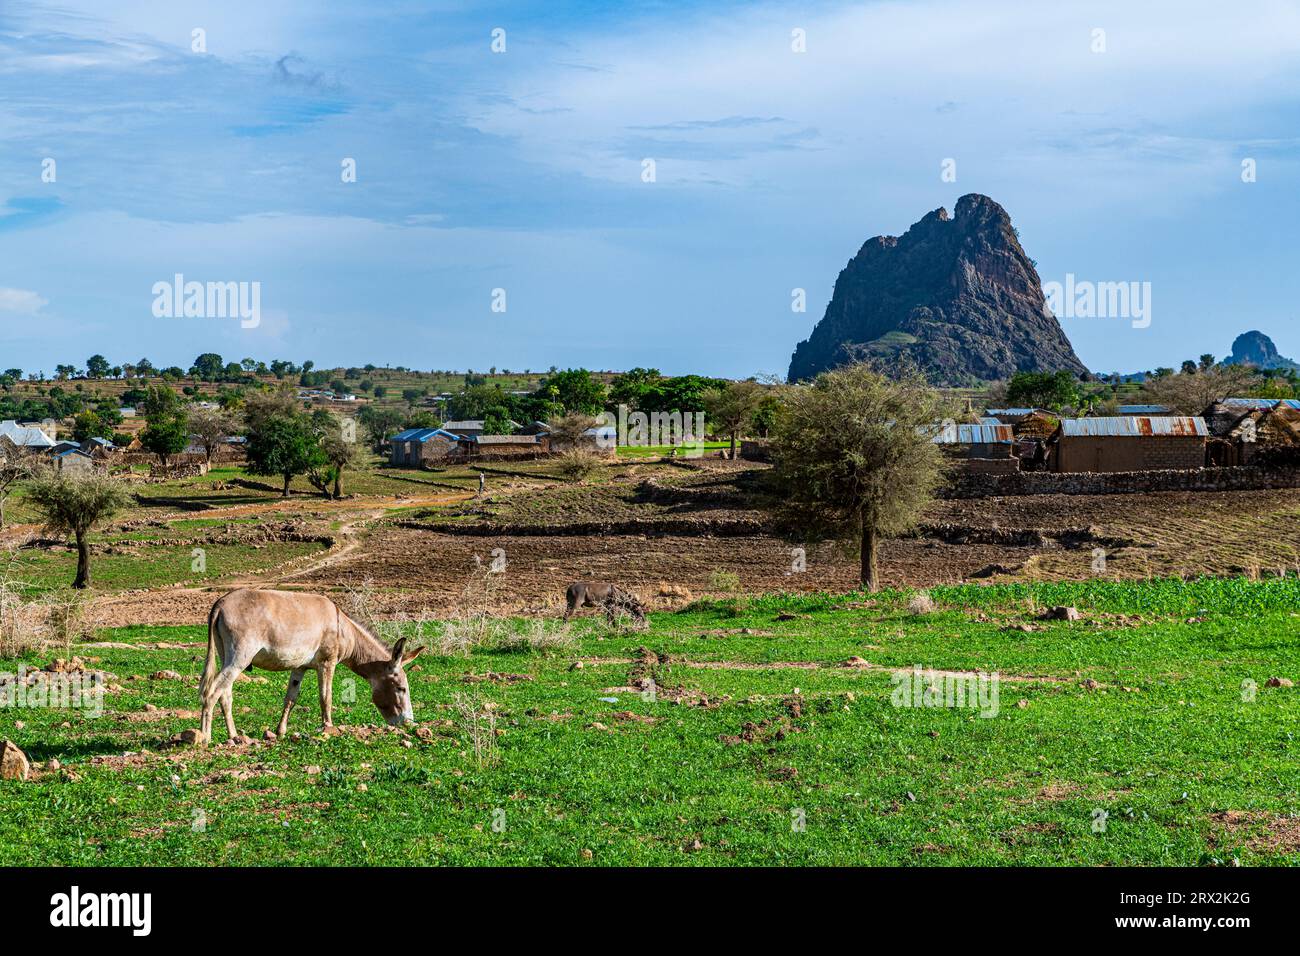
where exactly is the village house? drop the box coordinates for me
[0,420,56,451]
[982,408,1039,426]
[388,427,463,467]
[441,420,486,438]
[50,447,98,474]
[463,434,548,460]
[930,422,1019,474]
[1053,416,1208,473]
[1203,398,1300,465]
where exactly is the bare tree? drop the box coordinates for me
[188,406,241,465]
[767,362,953,591]
[26,473,130,589]
[1141,364,1261,414]
[0,442,42,528]
[702,380,766,459]
[547,411,597,450]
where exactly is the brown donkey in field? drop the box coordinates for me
[199,588,423,744]
[563,581,647,625]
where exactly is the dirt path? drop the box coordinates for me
[86,491,473,628]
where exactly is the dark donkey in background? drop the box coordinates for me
[199,588,423,744]
[563,581,647,625]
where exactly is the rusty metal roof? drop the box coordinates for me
[931,422,1015,444]
[1060,416,1208,437]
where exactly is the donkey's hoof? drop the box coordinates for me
[319,725,342,737]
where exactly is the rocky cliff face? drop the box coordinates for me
[788,194,1088,385]
[1227,330,1299,371]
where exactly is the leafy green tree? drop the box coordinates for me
[246,414,325,496]
[1004,370,1081,411]
[27,473,130,588]
[72,410,115,442]
[190,353,225,380]
[767,363,952,591]
[542,368,607,415]
[85,354,110,378]
[140,385,190,467]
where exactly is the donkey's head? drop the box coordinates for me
[365,638,424,725]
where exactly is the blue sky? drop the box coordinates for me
[2,0,1299,378]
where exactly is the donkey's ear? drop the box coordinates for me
[390,637,407,663]
[402,646,425,667]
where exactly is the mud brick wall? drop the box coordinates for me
[944,465,1300,498]
[1055,436,1206,473]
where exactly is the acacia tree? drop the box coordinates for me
[767,363,953,591]
[27,473,129,588]
[702,379,766,459]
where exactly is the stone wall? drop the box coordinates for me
[944,465,1300,498]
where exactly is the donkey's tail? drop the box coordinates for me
[201,600,221,697]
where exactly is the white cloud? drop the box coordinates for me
[0,287,47,313]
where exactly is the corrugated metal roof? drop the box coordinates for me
[389,428,459,442]
[1060,416,1208,437]
[931,423,1015,444]
[984,408,1036,416]
[0,420,55,447]
[1116,404,1173,414]
[1222,398,1300,410]
[442,420,485,430]
[473,435,538,445]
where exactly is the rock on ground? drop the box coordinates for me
[1,740,30,781]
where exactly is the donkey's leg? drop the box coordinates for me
[219,685,237,739]
[276,668,306,736]
[201,664,243,742]
[317,661,337,729]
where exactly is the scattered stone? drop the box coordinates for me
[1041,606,1082,622]
[1266,677,1294,688]
[356,783,368,793]
[775,612,799,622]
[842,656,871,669]
[1016,699,1029,709]
[1,740,30,781]
[304,765,322,775]
[263,730,277,741]
[150,670,184,681]
[580,849,593,861]
[1082,679,1101,691]
[170,729,204,747]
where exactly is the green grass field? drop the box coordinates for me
[2,577,1297,865]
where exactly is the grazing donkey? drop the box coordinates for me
[199,588,423,745]
[563,581,647,625]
